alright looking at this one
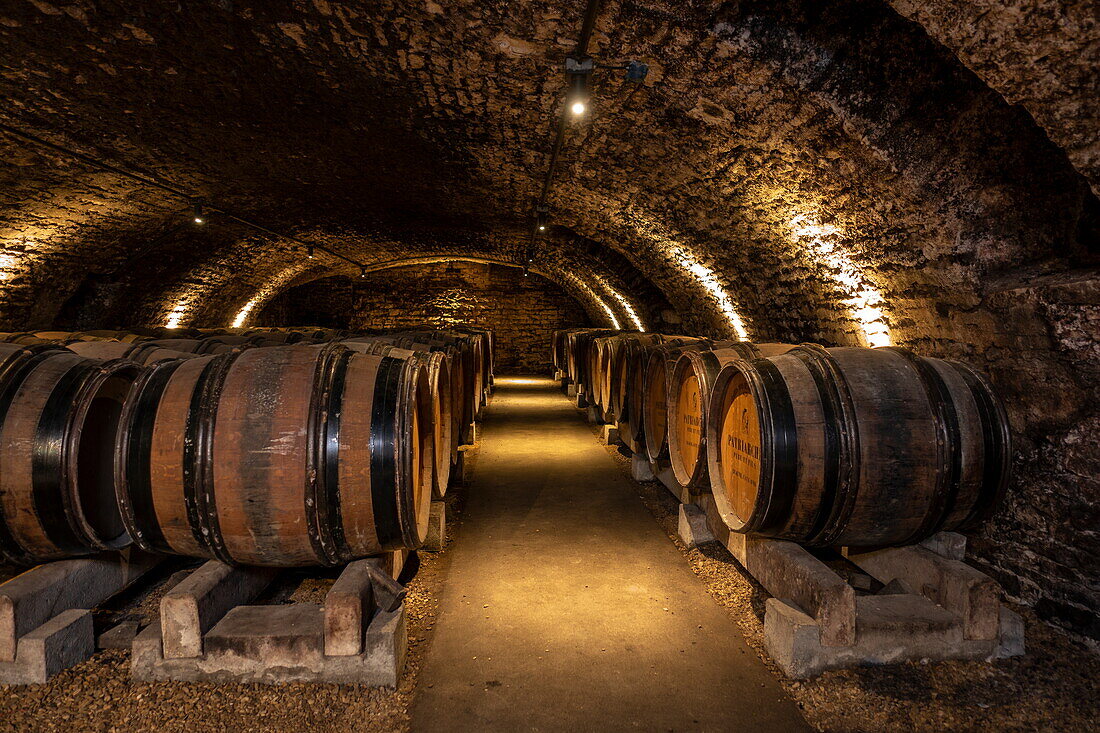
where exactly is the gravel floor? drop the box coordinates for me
[593,421,1100,733]
[0,445,477,733]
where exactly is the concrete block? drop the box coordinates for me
[748,540,856,647]
[0,609,94,685]
[461,421,477,446]
[566,384,578,398]
[630,452,655,481]
[132,604,407,686]
[325,560,375,656]
[849,544,1000,640]
[677,504,715,548]
[764,598,824,680]
[424,501,446,551]
[585,405,602,424]
[0,549,160,663]
[764,593,997,679]
[574,389,586,408]
[205,604,323,664]
[161,562,276,659]
[994,607,1025,659]
[601,424,621,446]
[553,369,565,380]
[920,531,967,562]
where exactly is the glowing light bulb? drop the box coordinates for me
[538,224,546,231]
[193,217,204,225]
[570,101,586,115]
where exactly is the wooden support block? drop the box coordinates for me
[161,562,276,659]
[0,549,159,664]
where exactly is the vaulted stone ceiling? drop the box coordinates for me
[1,0,1098,634]
[0,0,1094,337]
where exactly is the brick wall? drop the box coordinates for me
[257,261,591,372]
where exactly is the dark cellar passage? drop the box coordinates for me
[411,377,807,730]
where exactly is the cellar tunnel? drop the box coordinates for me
[0,0,1097,729]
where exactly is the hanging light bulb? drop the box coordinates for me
[307,246,314,259]
[192,200,205,225]
[565,56,593,118]
[360,266,367,278]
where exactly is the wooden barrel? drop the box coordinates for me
[667,343,795,490]
[706,344,1011,547]
[609,334,664,427]
[346,335,468,458]
[0,347,142,564]
[394,331,483,422]
[567,329,619,399]
[641,340,710,463]
[71,330,151,343]
[343,340,453,497]
[67,340,199,365]
[115,344,435,566]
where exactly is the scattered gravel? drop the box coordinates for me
[594,421,1100,732]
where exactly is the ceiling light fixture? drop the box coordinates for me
[565,56,594,118]
[192,200,205,225]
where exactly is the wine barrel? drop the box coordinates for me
[115,344,435,566]
[641,340,711,464]
[667,343,795,490]
[608,334,663,424]
[394,330,484,421]
[0,347,141,564]
[706,344,1011,547]
[67,340,199,365]
[346,335,468,457]
[342,340,453,497]
[71,330,151,343]
[567,329,619,400]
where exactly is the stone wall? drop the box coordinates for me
[257,262,591,373]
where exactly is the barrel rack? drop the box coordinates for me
[561,374,1026,679]
[0,500,449,686]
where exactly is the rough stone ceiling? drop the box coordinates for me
[0,0,1095,340]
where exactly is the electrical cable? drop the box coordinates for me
[0,121,367,270]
